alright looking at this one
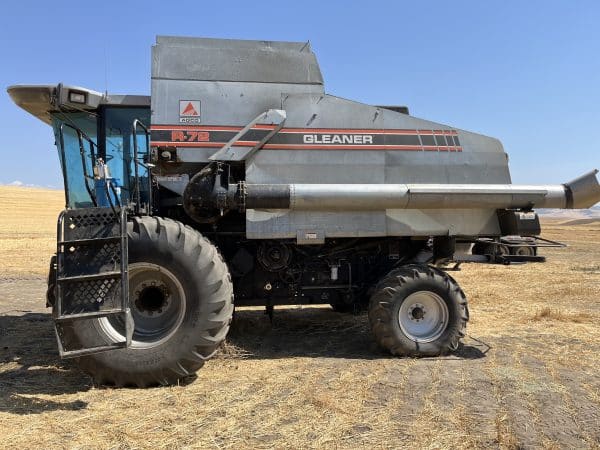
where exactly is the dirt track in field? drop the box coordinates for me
[1,186,599,449]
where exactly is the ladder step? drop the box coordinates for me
[55,207,130,358]
[59,236,121,246]
[55,309,126,321]
[57,271,121,282]
[59,342,127,359]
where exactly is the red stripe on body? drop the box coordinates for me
[151,124,459,136]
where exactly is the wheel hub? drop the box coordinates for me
[398,291,449,343]
[134,282,170,317]
[408,303,426,322]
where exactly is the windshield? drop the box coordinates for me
[52,107,150,209]
[51,111,98,208]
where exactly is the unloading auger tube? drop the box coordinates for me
[183,167,600,220]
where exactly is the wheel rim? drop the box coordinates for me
[99,263,187,349]
[515,246,534,256]
[398,291,449,343]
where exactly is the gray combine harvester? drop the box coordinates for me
[8,36,600,387]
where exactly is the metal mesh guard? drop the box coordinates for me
[63,208,121,240]
[61,278,121,315]
[62,241,121,277]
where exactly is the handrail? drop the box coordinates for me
[92,156,121,217]
[209,109,286,161]
[103,168,119,217]
[56,127,70,208]
[132,119,152,215]
[59,122,97,207]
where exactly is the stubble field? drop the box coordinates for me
[0,186,599,449]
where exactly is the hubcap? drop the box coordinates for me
[99,263,186,349]
[398,291,449,343]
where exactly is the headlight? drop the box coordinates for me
[69,91,86,104]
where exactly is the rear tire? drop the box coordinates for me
[368,264,468,356]
[473,242,509,256]
[511,246,535,256]
[65,216,234,387]
[497,244,510,256]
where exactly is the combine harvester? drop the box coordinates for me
[8,36,600,387]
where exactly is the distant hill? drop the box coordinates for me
[538,204,600,220]
[0,180,60,190]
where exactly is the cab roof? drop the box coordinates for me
[7,84,149,125]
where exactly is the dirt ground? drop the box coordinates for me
[1,186,599,449]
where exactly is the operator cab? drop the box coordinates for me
[7,84,151,212]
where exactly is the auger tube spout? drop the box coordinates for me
[563,170,600,209]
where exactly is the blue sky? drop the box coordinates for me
[1,0,598,187]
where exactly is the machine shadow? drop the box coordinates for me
[0,312,91,414]
[225,306,488,361]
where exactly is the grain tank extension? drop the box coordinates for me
[8,36,600,387]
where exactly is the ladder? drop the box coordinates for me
[53,207,132,358]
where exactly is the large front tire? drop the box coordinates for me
[368,264,468,356]
[68,216,234,387]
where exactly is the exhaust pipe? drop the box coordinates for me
[244,170,600,211]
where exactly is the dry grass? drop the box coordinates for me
[0,186,64,277]
[532,307,594,323]
[1,187,600,449]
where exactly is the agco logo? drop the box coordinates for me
[179,100,201,124]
